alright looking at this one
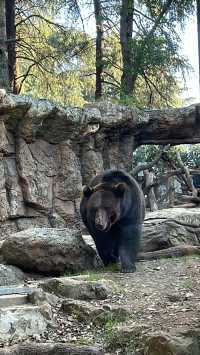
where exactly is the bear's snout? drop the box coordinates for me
[95,209,110,231]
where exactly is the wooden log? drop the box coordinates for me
[138,245,200,261]
[0,343,104,355]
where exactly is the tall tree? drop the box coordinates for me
[6,0,17,93]
[0,0,9,90]
[197,0,200,96]
[120,0,134,97]
[119,0,194,100]
[93,0,104,100]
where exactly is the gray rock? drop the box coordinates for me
[144,330,200,355]
[40,277,111,300]
[141,208,200,253]
[0,305,51,342]
[2,228,98,275]
[0,264,25,286]
[28,289,59,306]
[62,299,129,325]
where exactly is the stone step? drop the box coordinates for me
[0,286,36,296]
[0,294,28,308]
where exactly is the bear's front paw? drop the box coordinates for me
[120,264,136,273]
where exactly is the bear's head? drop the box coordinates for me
[82,182,126,232]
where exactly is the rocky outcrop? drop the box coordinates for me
[62,299,129,325]
[1,228,98,275]
[1,91,200,235]
[142,207,200,252]
[40,277,111,300]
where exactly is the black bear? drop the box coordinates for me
[80,169,145,273]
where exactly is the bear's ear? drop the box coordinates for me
[113,183,126,197]
[82,185,93,198]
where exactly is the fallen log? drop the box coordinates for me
[137,245,200,261]
[0,343,104,355]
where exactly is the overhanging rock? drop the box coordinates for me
[0,90,200,233]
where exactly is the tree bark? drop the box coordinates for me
[138,245,200,261]
[0,343,103,355]
[0,0,10,90]
[93,0,104,100]
[120,0,135,97]
[144,170,158,211]
[5,0,17,93]
[197,0,200,96]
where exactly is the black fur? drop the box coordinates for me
[80,169,145,273]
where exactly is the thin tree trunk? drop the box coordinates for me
[197,0,200,97]
[0,0,10,90]
[120,0,135,98]
[144,170,158,211]
[6,0,17,93]
[93,0,104,100]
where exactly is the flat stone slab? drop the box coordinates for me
[0,294,28,308]
[0,286,36,296]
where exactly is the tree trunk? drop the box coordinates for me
[5,0,17,93]
[120,0,135,98]
[0,343,103,355]
[93,0,104,100]
[144,170,158,211]
[197,0,200,97]
[0,0,10,90]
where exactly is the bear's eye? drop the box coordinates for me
[114,183,126,197]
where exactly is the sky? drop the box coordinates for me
[181,14,199,103]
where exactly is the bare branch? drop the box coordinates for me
[131,144,171,176]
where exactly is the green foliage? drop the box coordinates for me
[15,0,194,108]
[133,144,200,174]
[16,0,95,106]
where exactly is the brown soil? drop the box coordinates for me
[24,255,200,354]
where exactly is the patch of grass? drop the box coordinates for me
[84,272,102,282]
[181,279,194,290]
[76,336,94,346]
[102,318,137,353]
[104,263,120,273]
[63,269,102,279]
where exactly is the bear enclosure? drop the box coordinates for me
[0,91,200,236]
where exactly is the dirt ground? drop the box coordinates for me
[28,255,200,354]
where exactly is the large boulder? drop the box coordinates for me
[1,228,98,275]
[141,207,200,252]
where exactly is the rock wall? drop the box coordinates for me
[1,91,200,237]
[0,93,139,236]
